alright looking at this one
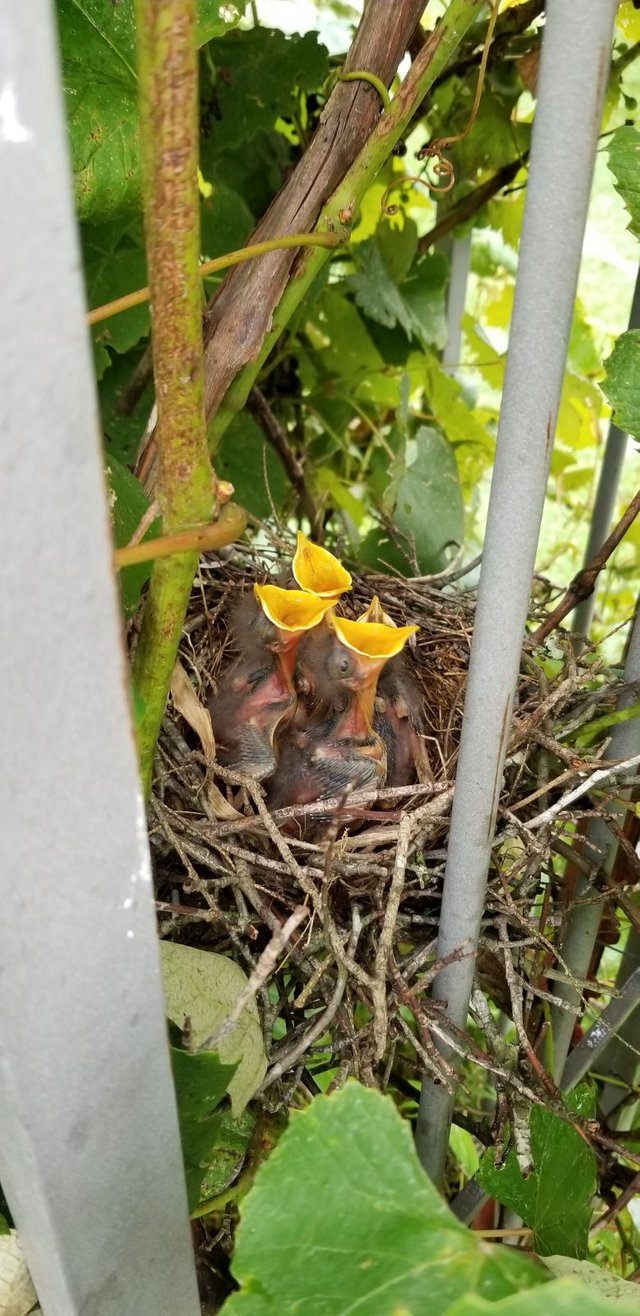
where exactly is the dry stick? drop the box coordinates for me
[529,488,640,647]
[246,387,321,537]
[130,0,235,797]
[200,905,309,1053]
[372,813,411,1059]
[525,754,640,831]
[591,1171,640,1235]
[263,908,363,1088]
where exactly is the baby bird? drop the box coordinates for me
[268,613,418,826]
[291,530,352,599]
[207,584,333,780]
[358,597,430,789]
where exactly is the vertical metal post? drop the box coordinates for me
[416,0,619,1185]
[598,926,640,1128]
[0,5,200,1314]
[571,266,640,648]
[442,233,472,374]
[550,606,640,1080]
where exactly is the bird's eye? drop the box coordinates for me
[339,655,351,674]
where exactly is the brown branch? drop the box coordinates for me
[246,387,322,537]
[530,488,640,647]
[418,152,528,252]
[135,0,429,486]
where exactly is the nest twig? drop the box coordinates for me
[147,541,634,1173]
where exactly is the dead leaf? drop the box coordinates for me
[161,942,267,1114]
[0,1232,38,1316]
[170,660,240,820]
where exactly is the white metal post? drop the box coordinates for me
[550,605,640,1080]
[0,4,200,1313]
[416,0,619,1185]
[442,233,472,374]
[571,266,640,648]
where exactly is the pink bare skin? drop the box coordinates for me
[207,594,301,780]
[267,626,387,824]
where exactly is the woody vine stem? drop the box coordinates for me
[131,0,246,797]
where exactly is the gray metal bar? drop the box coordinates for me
[0,6,200,1314]
[416,0,619,1186]
[442,233,472,373]
[571,266,640,648]
[596,925,640,1125]
[560,966,640,1094]
[552,606,640,1081]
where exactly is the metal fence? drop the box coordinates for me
[0,1,636,1311]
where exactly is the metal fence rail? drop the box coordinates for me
[416,0,620,1185]
[0,0,635,1304]
[0,4,200,1312]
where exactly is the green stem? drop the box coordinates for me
[132,0,214,798]
[337,68,392,112]
[209,0,486,451]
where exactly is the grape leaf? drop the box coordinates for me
[82,223,149,356]
[105,454,160,618]
[351,242,448,349]
[449,1280,640,1316]
[206,28,329,149]
[221,1084,548,1315]
[601,330,640,440]
[608,125,640,242]
[476,1086,597,1258]
[170,1043,238,1212]
[100,346,155,465]
[216,412,288,520]
[392,425,465,572]
[161,942,267,1115]
[58,0,248,223]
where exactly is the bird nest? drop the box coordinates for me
[147,540,632,1135]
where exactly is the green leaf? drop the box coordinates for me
[393,425,465,573]
[58,0,141,223]
[608,125,640,242]
[215,412,288,520]
[449,1124,481,1179]
[160,942,267,1115]
[543,1257,640,1310]
[59,0,247,223]
[572,700,640,749]
[221,1084,547,1315]
[350,242,448,350]
[100,346,154,466]
[200,183,254,262]
[198,1105,256,1206]
[601,330,640,440]
[83,223,149,356]
[422,354,495,451]
[105,454,160,618]
[206,29,329,149]
[198,1,248,45]
[476,1086,597,1259]
[0,1216,8,1237]
[171,1045,238,1212]
[449,1277,640,1316]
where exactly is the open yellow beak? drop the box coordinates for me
[357,595,396,628]
[330,612,418,660]
[254,583,334,633]
[292,531,352,598]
